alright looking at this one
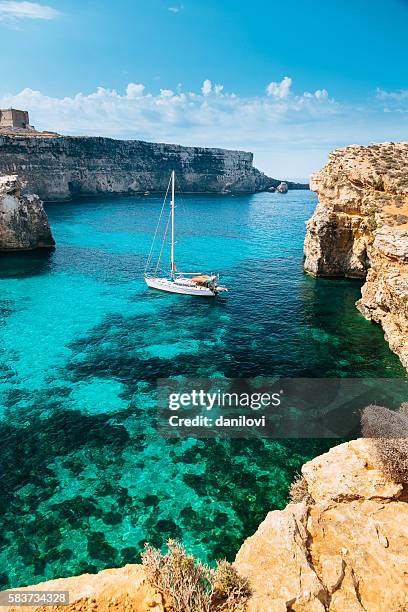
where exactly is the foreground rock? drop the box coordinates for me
[0,134,307,201]
[2,565,164,612]
[4,439,408,611]
[235,438,408,611]
[304,142,408,370]
[0,175,55,251]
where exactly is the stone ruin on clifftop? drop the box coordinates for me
[0,108,34,132]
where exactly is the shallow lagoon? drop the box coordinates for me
[0,191,404,587]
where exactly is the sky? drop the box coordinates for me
[0,0,408,178]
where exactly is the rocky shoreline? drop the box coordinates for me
[0,133,307,201]
[304,142,408,371]
[4,438,408,611]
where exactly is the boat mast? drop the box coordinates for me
[171,170,175,278]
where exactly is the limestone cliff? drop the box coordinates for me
[0,134,306,201]
[0,175,55,251]
[235,438,408,611]
[304,142,408,370]
[4,439,408,611]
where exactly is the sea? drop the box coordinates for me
[0,190,405,587]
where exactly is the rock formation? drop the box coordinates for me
[276,181,288,193]
[0,133,307,201]
[4,438,408,611]
[0,175,55,251]
[235,438,408,611]
[304,142,408,370]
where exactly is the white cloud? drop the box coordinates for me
[0,78,340,177]
[376,87,408,113]
[168,4,183,13]
[5,78,404,177]
[201,79,212,96]
[201,79,224,96]
[126,83,145,98]
[312,89,328,100]
[0,1,59,20]
[376,88,408,101]
[266,76,292,99]
[160,89,174,98]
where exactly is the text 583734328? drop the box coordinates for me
[0,591,69,606]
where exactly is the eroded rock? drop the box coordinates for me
[276,181,288,193]
[234,439,408,611]
[0,175,55,251]
[301,438,403,503]
[2,565,163,612]
[234,502,327,611]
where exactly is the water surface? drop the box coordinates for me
[0,191,404,587]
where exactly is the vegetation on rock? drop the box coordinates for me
[289,473,314,504]
[362,402,408,483]
[141,539,250,612]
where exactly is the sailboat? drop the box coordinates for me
[144,171,228,296]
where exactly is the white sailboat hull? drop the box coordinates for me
[144,170,228,297]
[145,277,217,296]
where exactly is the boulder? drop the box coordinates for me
[276,181,288,193]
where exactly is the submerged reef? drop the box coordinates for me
[6,437,408,611]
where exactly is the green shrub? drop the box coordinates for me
[367,215,377,231]
[141,539,251,612]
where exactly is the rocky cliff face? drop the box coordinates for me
[5,439,408,611]
[0,175,55,251]
[304,142,408,370]
[0,134,305,201]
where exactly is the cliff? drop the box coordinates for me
[0,134,306,201]
[304,142,408,370]
[4,439,408,611]
[0,175,55,250]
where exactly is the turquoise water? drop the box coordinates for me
[0,191,404,588]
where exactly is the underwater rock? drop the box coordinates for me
[304,142,408,370]
[7,439,408,611]
[0,175,55,251]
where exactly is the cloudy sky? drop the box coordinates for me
[1,0,408,179]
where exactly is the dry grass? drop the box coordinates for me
[361,403,408,483]
[212,560,251,611]
[141,539,250,612]
[289,474,314,505]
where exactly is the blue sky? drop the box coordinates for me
[1,0,408,177]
